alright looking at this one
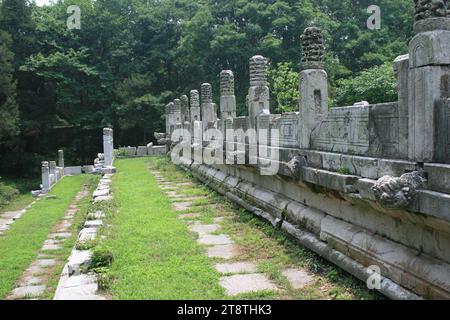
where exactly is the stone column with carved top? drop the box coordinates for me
[190,90,201,122]
[298,27,329,149]
[41,161,50,192]
[408,0,450,162]
[220,70,237,120]
[103,128,114,168]
[248,56,270,129]
[201,83,218,130]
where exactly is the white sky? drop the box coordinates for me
[35,0,53,6]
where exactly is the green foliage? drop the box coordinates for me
[0,30,19,143]
[335,63,398,106]
[269,62,299,113]
[0,175,85,298]
[91,246,114,269]
[0,0,415,176]
[0,179,20,207]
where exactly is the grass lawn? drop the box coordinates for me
[102,158,225,300]
[0,175,86,299]
[149,157,382,300]
[0,176,39,213]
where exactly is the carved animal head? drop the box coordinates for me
[372,171,425,210]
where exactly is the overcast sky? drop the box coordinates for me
[35,0,53,6]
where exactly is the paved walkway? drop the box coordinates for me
[152,171,315,297]
[5,188,89,300]
[0,201,36,236]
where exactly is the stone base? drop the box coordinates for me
[101,166,116,174]
[181,159,450,299]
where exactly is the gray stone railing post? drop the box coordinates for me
[220,70,237,120]
[298,27,329,149]
[408,0,450,162]
[248,55,270,129]
[167,102,175,136]
[165,103,171,136]
[173,99,182,131]
[393,54,410,159]
[49,161,57,186]
[103,128,114,167]
[201,83,218,130]
[190,90,201,122]
[58,149,64,168]
[181,95,190,124]
[41,161,50,192]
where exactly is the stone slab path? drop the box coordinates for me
[0,201,37,236]
[153,170,317,297]
[53,174,115,300]
[5,187,89,300]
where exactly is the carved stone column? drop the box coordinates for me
[298,27,328,149]
[103,128,114,167]
[166,102,175,136]
[248,56,270,129]
[173,99,182,128]
[190,90,201,122]
[181,94,190,123]
[41,161,50,192]
[408,0,450,162]
[201,83,218,130]
[220,70,237,119]
[58,149,64,168]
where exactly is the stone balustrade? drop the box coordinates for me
[160,7,450,300]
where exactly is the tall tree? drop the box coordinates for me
[0,30,19,145]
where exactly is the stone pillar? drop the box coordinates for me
[181,95,190,123]
[393,54,410,159]
[41,161,50,192]
[408,0,450,162]
[248,55,270,128]
[58,149,64,168]
[165,103,171,135]
[298,27,328,149]
[220,70,237,119]
[49,161,56,186]
[190,90,201,122]
[173,99,182,127]
[167,102,175,136]
[201,83,218,130]
[103,128,114,167]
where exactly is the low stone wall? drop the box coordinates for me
[178,158,450,299]
[116,144,166,158]
[159,9,450,299]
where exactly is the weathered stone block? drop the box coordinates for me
[299,69,328,149]
[137,146,147,157]
[424,163,450,193]
[436,99,450,163]
[311,106,370,155]
[82,165,95,174]
[408,65,450,162]
[414,190,450,223]
[64,166,82,176]
[409,31,450,68]
[302,167,359,193]
[320,216,450,300]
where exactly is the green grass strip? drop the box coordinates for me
[0,175,86,298]
[106,158,224,300]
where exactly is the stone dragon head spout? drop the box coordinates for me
[372,171,426,209]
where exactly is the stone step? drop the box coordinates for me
[219,274,279,296]
[215,262,257,274]
[282,268,315,290]
[206,244,238,260]
[197,234,233,246]
[189,224,221,236]
[10,285,46,299]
